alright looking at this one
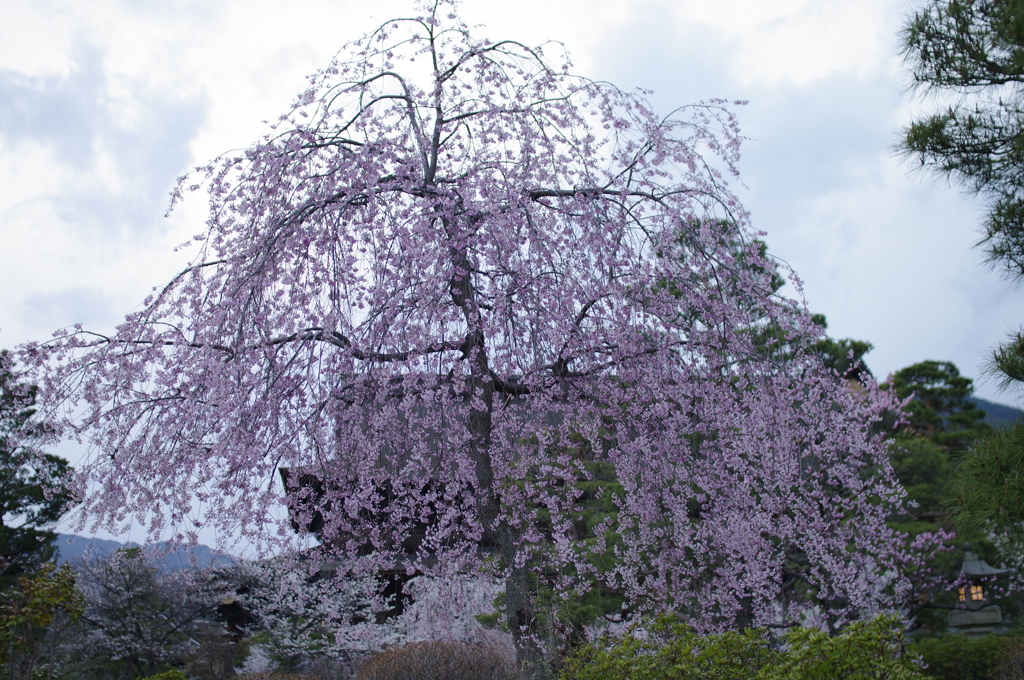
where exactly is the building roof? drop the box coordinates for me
[961,550,1013,578]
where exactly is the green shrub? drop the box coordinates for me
[562,615,925,680]
[354,640,525,680]
[911,634,1019,679]
[761,616,924,679]
[994,637,1024,679]
[560,615,781,680]
[145,671,189,680]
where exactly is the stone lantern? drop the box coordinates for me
[947,544,1012,637]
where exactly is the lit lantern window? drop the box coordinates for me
[957,584,986,602]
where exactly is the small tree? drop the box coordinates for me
[0,562,85,680]
[22,1,936,674]
[74,548,224,678]
[228,558,371,672]
[884,361,993,630]
[889,361,992,455]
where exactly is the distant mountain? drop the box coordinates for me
[968,396,1023,429]
[53,534,235,572]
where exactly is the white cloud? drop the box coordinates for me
[0,2,78,77]
[658,0,899,86]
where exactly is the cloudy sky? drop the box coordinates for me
[1,0,1020,542]
[3,0,1016,399]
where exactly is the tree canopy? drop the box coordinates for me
[21,2,933,671]
[890,360,992,456]
[949,424,1024,541]
[900,0,1024,394]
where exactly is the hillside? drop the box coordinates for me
[53,534,235,572]
[967,396,1023,429]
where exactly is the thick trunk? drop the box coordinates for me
[498,525,550,679]
[467,375,549,677]
[448,239,550,678]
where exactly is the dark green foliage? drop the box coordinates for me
[911,633,1018,679]
[757,311,874,381]
[665,230,875,382]
[948,422,1024,541]
[561,615,924,680]
[899,0,1024,279]
[899,0,1024,392]
[813,335,875,381]
[882,361,1008,631]
[891,438,957,516]
[355,640,525,680]
[890,361,993,456]
[0,350,73,587]
[479,448,627,658]
[990,331,1024,391]
[885,361,987,525]
[0,562,85,680]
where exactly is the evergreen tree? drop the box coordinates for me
[809,315,874,382]
[900,0,1024,279]
[884,360,989,523]
[900,0,1024,392]
[873,359,1023,632]
[0,351,72,587]
[890,360,993,456]
[899,5,1024,606]
[949,424,1024,543]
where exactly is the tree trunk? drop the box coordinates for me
[498,525,550,680]
[735,596,754,631]
[448,239,550,678]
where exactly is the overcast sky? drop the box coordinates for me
[2,0,1020,543]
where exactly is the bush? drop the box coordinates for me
[560,616,781,680]
[761,616,923,679]
[912,634,1019,679]
[994,638,1024,679]
[354,640,525,680]
[146,671,189,680]
[562,615,924,680]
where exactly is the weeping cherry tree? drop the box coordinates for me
[20,2,935,673]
